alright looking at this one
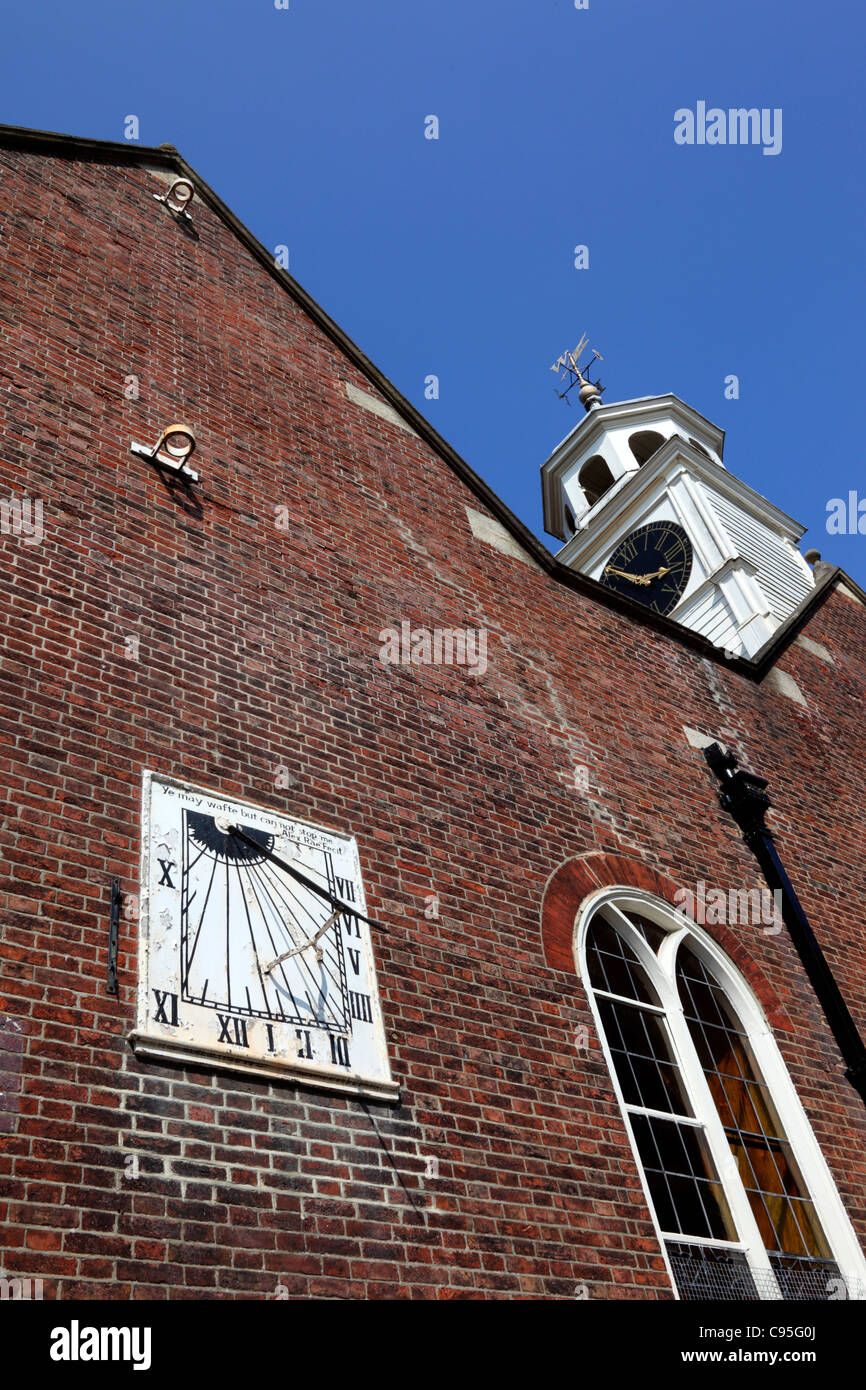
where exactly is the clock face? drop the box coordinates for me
[131,773,397,1101]
[599,520,693,616]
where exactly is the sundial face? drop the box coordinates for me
[131,773,397,1101]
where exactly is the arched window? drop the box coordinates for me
[579,891,866,1301]
[578,455,615,509]
[629,430,665,466]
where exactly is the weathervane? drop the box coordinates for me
[550,332,605,410]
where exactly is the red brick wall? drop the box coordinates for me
[1,141,865,1299]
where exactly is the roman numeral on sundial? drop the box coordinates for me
[349,991,372,1023]
[152,989,178,1026]
[158,859,176,888]
[217,1015,249,1047]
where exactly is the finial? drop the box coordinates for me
[550,332,605,410]
[803,549,834,583]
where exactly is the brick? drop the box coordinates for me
[0,134,864,1308]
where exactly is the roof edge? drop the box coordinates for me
[0,121,180,167]
[751,567,865,677]
[1,124,859,681]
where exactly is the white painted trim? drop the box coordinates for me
[128,1033,401,1102]
[541,394,728,538]
[558,439,806,573]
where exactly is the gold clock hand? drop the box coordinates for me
[604,564,673,585]
[604,565,652,586]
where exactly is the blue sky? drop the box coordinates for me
[3,0,866,582]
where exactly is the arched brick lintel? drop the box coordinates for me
[540,851,794,1032]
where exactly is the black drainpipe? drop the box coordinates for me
[703,742,866,1108]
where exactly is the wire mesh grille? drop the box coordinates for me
[768,1253,844,1300]
[667,1242,846,1300]
[667,1242,760,1300]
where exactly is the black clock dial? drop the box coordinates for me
[599,520,693,616]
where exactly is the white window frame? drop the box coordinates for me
[575,886,866,1300]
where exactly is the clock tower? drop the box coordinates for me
[540,386,816,657]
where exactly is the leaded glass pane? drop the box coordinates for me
[630,1113,735,1242]
[676,945,832,1262]
[621,909,668,954]
[585,914,658,1003]
[597,996,692,1115]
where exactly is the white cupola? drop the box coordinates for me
[540,392,815,658]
